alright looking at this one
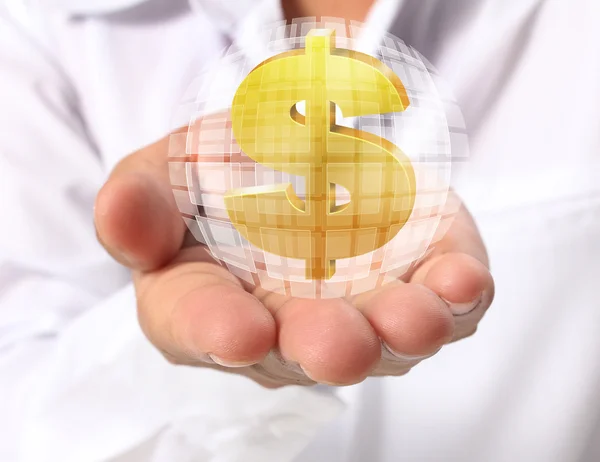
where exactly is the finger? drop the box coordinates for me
[165,353,294,389]
[400,195,489,283]
[136,247,276,366]
[257,293,381,386]
[412,252,494,311]
[352,282,455,361]
[94,130,186,271]
[412,252,494,340]
[404,196,494,316]
[247,350,316,387]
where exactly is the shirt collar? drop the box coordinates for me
[189,0,267,34]
[47,0,150,15]
[51,0,402,93]
[228,0,402,69]
[49,0,260,20]
[50,0,401,48]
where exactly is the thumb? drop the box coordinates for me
[94,129,187,271]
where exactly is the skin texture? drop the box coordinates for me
[94,124,495,388]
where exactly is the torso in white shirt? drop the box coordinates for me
[4,0,600,460]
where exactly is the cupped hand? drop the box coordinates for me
[94,128,494,388]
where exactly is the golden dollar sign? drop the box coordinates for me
[225,29,415,280]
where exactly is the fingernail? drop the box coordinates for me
[280,359,305,375]
[381,342,438,362]
[443,294,483,316]
[299,365,316,381]
[299,366,344,386]
[208,354,258,368]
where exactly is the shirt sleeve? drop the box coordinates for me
[0,2,135,459]
[0,5,344,462]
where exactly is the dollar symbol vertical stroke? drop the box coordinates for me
[225,29,415,280]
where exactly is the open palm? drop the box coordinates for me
[95,128,494,388]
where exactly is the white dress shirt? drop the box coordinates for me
[1,0,599,461]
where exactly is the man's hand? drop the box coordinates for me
[94,129,494,388]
